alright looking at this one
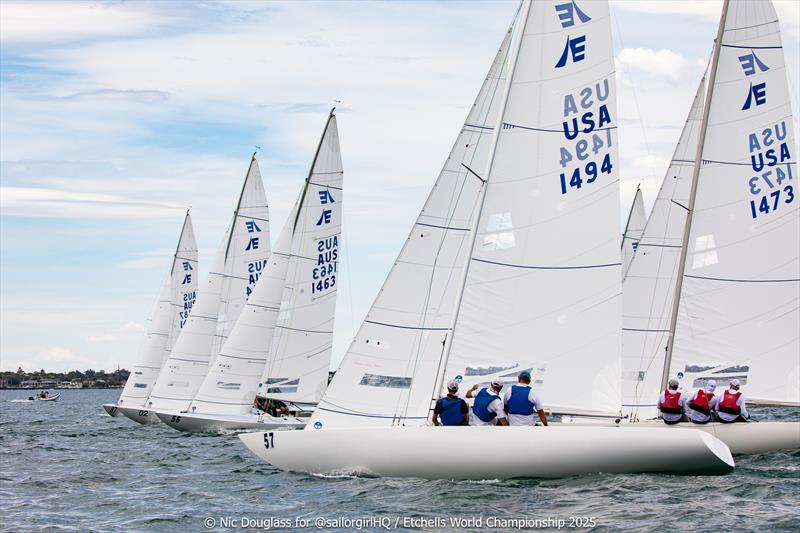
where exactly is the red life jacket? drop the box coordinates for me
[688,390,714,416]
[660,389,683,415]
[718,390,741,415]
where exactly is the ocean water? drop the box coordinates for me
[0,389,798,533]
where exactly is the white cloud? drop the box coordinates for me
[40,346,89,365]
[121,321,146,333]
[617,48,690,84]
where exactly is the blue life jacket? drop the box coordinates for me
[472,388,500,422]
[505,385,535,416]
[438,396,465,426]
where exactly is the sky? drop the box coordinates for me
[1,0,799,373]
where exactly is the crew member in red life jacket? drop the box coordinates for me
[717,378,749,423]
[657,379,687,425]
[431,379,469,426]
[466,379,508,426]
[685,380,718,424]
[503,371,548,426]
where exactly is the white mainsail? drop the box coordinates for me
[443,0,621,417]
[147,157,271,412]
[309,27,514,429]
[622,185,646,278]
[621,79,705,420]
[116,212,198,407]
[668,0,798,406]
[188,111,344,416]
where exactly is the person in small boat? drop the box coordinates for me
[267,399,289,418]
[39,390,49,399]
[503,371,548,426]
[431,379,469,426]
[657,379,687,424]
[466,379,508,426]
[716,378,749,423]
[685,380,718,424]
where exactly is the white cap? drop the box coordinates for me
[490,378,503,388]
[704,380,717,393]
[730,378,741,388]
[446,379,459,391]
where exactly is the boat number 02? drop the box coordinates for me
[263,432,275,450]
[138,410,148,417]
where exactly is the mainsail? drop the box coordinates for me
[621,79,705,420]
[190,112,343,415]
[116,212,198,407]
[622,185,646,278]
[667,0,798,406]
[147,157,271,412]
[308,27,514,429]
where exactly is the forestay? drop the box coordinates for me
[117,212,198,407]
[622,186,646,279]
[670,0,798,406]
[444,0,622,417]
[148,158,271,412]
[309,28,514,429]
[621,79,705,420]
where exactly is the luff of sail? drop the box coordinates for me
[308,26,514,429]
[669,0,798,406]
[443,0,622,417]
[147,158,271,413]
[115,212,198,408]
[620,78,705,420]
[621,186,646,279]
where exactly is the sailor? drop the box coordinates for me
[503,371,548,426]
[431,379,469,426]
[716,378,749,423]
[657,379,687,424]
[466,380,508,426]
[685,380,718,424]
[268,399,289,418]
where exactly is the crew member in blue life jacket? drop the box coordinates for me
[466,379,508,426]
[431,379,469,426]
[503,371,547,426]
[685,380,718,424]
[716,378,749,423]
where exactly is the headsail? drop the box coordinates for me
[117,212,198,407]
[308,26,515,429]
[622,186,646,278]
[668,0,798,406]
[443,0,622,418]
[147,158,271,412]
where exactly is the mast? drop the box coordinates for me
[661,0,730,393]
[224,153,258,260]
[430,0,531,405]
[293,108,336,232]
[170,209,191,273]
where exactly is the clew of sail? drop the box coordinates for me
[621,186,646,279]
[669,0,798,406]
[117,212,198,407]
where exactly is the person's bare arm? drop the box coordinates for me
[497,417,509,426]
[431,413,440,426]
[537,409,548,426]
[465,384,479,399]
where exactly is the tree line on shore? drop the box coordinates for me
[0,367,130,389]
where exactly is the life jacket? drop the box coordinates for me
[438,396,465,426]
[688,389,714,416]
[718,390,742,415]
[472,388,500,422]
[505,385,535,416]
[659,389,683,415]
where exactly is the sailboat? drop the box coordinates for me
[103,211,198,417]
[156,111,344,433]
[116,156,271,424]
[620,0,799,454]
[239,0,734,478]
[622,185,646,279]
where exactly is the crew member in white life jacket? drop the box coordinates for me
[503,371,548,426]
[657,379,687,425]
[685,380,718,424]
[716,378,749,423]
[431,379,469,426]
[466,379,508,426]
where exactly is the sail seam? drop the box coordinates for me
[472,258,621,270]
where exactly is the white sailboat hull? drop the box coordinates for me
[102,403,120,416]
[635,421,800,455]
[155,410,306,433]
[117,405,161,425]
[238,426,734,479]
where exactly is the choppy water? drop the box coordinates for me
[0,389,798,532]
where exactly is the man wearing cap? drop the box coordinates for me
[431,379,469,426]
[716,378,749,423]
[466,380,508,426]
[503,371,548,426]
[657,379,687,424]
[685,380,719,424]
